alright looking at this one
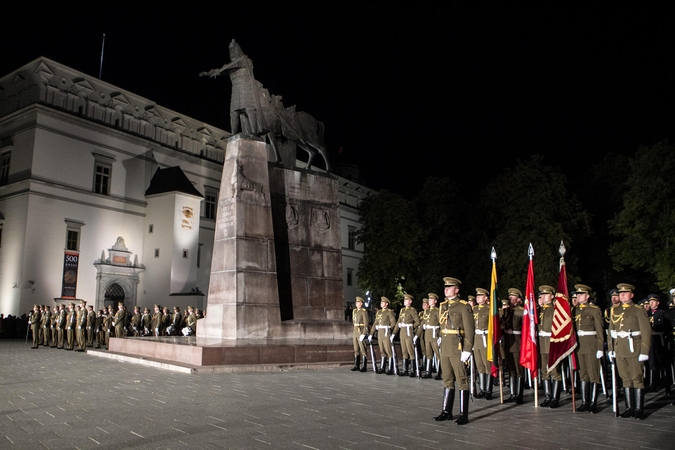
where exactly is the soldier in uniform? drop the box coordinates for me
[472,288,492,399]
[171,307,183,336]
[504,288,525,404]
[142,307,151,335]
[161,306,171,336]
[49,307,57,347]
[418,298,429,372]
[76,301,87,351]
[151,304,162,336]
[646,293,672,394]
[65,302,76,350]
[94,309,103,348]
[573,284,605,413]
[421,294,442,379]
[369,297,396,375]
[114,302,127,338]
[86,305,96,347]
[350,297,370,372]
[537,285,563,408]
[106,305,115,341]
[434,277,474,425]
[29,305,40,348]
[185,306,197,335]
[41,305,51,347]
[56,304,66,349]
[392,294,421,377]
[608,283,652,419]
[130,306,142,336]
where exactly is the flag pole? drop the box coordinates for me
[559,241,576,412]
[529,244,538,407]
[491,247,504,403]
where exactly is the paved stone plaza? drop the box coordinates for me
[1,340,674,449]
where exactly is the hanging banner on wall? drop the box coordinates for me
[61,251,79,298]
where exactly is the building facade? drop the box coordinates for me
[0,57,372,316]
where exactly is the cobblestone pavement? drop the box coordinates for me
[1,340,674,449]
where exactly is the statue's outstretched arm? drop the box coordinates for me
[199,58,241,78]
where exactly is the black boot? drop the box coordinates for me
[434,364,443,380]
[540,379,552,407]
[410,358,418,377]
[589,383,599,414]
[620,387,634,418]
[549,380,561,408]
[360,356,368,372]
[634,388,645,420]
[455,390,470,425]
[505,376,518,403]
[485,375,494,400]
[377,357,386,374]
[577,381,589,412]
[474,373,485,399]
[386,358,395,375]
[422,358,432,379]
[433,388,454,421]
[351,355,360,371]
[399,359,409,376]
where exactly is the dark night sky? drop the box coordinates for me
[3,4,674,196]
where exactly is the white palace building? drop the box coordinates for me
[0,57,372,316]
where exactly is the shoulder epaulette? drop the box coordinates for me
[460,300,468,304]
[589,304,599,308]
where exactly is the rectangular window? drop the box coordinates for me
[347,268,354,286]
[64,219,84,252]
[148,224,154,233]
[204,189,218,220]
[182,249,188,259]
[154,248,160,258]
[94,163,111,195]
[348,226,356,250]
[0,152,10,186]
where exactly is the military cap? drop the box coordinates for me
[380,296,390,304]
[187,305,193,310]
[508,288,523,298]
[422,298,428,304]
[467,295,476,302]
[638,297,648,305]
[154,304,161,309]
[609,288,619,297]
[617,283,635,293]
[355,296,364,303]
[33,304,38,309]
[143,307,150,313]
[538,285,555,295]
[117,301,124,307]
[648,293,661,303]
[403,294,414,301]
[574,284,592,294]
[571,291,577,298]
[443,277,461,287]
[69,302,75,307]
[45,305,50,309]
[428,293,439,300]
[475,287,489,297]
[174,306,180,310]
[80,300,86,305]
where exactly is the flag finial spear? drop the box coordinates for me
[491,247,497,261]
[559,241,566,257]
[528,243,534,259]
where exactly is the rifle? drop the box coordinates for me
[368,338,377,373]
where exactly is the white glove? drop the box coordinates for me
[359,334,365,342]
[460,351,472,362]
[413,336,418,344]
[437,337,442,346]
[389,335,395,343]
[607,351,615,362]
[638,354,649,362]
[368,335,372,343]
[596,350,604,359]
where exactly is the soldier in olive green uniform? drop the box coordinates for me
[418,298,429,371]
[86,305,96,347]
[29,305,41,348]
[434,277,474,425]
[114,302,127,338]
[65,303,76,350]
[56,304,66,349]
[151,304,162,336]
[369,297,396,375]
[393,294,421,377]
[142,307,151,335]
[185,306,197,335]
[351,297,370,372]
[49,307,57,347]
[76,302,87,351]
[573,284,605,413]
[472,288,492,399]
[503,288,525,403]
[41,305,51,347]
[537,285,563,408]
[608,283,652,419]
[94,309,103,348]
[130,306,142,336]
[420,293,442,379]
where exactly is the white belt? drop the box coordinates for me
[577,330,597,336]
[476,329,488,347]
[611,330,641,338]
[511,331,521,335]
[376,325,391,337]
[399,323,413,337]
[538,331,551,337]
[424,324,440,338]
[475,329,488,335]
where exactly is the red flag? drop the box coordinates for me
[548,256,578,371]
[519,246,538,379]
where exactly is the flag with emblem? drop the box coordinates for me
[520,244,538,380]
[548,242,578,371]
[487,247,501,376]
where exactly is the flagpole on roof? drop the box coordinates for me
[99,33,105,79]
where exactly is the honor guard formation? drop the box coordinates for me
[350,277,675,424]
[26,301,203,351]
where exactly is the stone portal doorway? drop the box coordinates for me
[104,282,126,310]
[94,237,145,311]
